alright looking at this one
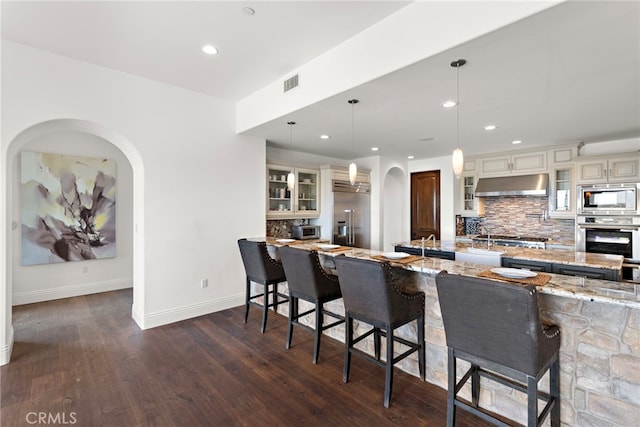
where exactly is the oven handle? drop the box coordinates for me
[577,225,640,231]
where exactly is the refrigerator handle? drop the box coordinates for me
[347,209,355,246]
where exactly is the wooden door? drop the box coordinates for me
[411,170,440,240]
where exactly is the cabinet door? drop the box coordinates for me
[501,258,553,272]
[552,264,618,281]
[478,151,547,177]
[608,157,639,182]
[549,167,574,218]
[479,156,511,176]
[511,151,547,174]
[459,173,484,217]
[577,159,608,183]
[296,168,320,217]
[267,165,294,218]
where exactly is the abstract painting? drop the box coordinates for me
[21,151,116,265]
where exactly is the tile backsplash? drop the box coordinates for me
[477,196,575,243]
[267,219,305,238]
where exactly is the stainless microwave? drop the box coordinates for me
[578,183,640,215]
[291,225,321,240]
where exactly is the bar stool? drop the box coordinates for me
[334,255,425,408]
[435,271,560,427]
[237,238,289,333]
[278,246,344,364]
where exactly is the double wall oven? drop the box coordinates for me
[576,183,640,282]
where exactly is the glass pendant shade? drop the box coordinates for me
[452,148,464,179]
[348,162,357,186]
[287,171,295,190]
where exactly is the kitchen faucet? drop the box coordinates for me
[426,234,436,248]
[483,226,492,250]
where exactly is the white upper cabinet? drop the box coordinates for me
[576,154,640,183]
[457,160,484,217]
[477,150,547,177]
[267,164,320,219]
[548,166,575,218]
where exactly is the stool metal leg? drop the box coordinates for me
[374,327,381,360]
[243,277,251,323]
[313,301,322,364]
[384,327,394,408]
[418,314,426,380]
[550,357,560,426]
[260,283,269,333]
[527,375,538,427]
[286,296,296,349]
[471,365,480,408]
[343,316,353,383]
[447,347,456,427]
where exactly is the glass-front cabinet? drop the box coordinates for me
[459,172,485,217]
[549,166,574,218]
[267,164,319,219]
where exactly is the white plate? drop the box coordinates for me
[490,268,537,279]
[316,244,340,250]
[276,238,295,243]
[382,252,411,259]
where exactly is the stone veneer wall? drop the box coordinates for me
[262,260,639,425]
[481,196,575,243]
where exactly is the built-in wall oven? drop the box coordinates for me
[576,215,640,282]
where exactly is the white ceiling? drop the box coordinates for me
[1,1,410,101]
[3,1,639,161]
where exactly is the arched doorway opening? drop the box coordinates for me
[2,118,145,363]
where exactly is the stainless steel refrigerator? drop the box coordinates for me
[332,180,371,249]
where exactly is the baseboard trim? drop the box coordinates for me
[0,326,14,366]
[12,278,133,306]
[140,293,245,329]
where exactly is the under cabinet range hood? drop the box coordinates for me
[475,173,549,197]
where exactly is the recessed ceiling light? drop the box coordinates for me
[242,7,255,15]
[484,125,497,131]
[320,135,330,140]
[408,155,415,160]
[512,140,522,145]
[442,100,457,108]
[202,45,219,55]
[371,147,379,151]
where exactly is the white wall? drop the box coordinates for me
[1,41,267,364]
[10,131,133,304]
[408,155,457,241]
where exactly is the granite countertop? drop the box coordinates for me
[395,240,624,271]
[257,238,638,309]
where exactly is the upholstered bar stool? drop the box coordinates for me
[435,271,560,427]
[237,238,289,333]
[278,246,344,364]
[334,255,425,408]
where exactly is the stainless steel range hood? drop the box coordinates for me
[475,173,549,197]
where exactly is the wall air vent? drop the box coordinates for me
[283,74,299,93]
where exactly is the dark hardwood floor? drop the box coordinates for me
[1,289,491,426]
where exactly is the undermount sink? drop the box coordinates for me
[466,248,505,255]
[455,247,504,267]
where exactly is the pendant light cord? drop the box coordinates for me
[456,63,460,150]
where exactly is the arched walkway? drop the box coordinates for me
[2,118,146,364]
[382,166,407,251]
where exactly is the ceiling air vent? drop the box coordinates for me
[283,74,299,93]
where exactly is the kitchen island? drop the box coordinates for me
[395,240,624,281]
[258,238,639,425]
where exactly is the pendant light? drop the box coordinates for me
[451,59,466,179]
[348,99,359,186]
[287,121,296,190]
